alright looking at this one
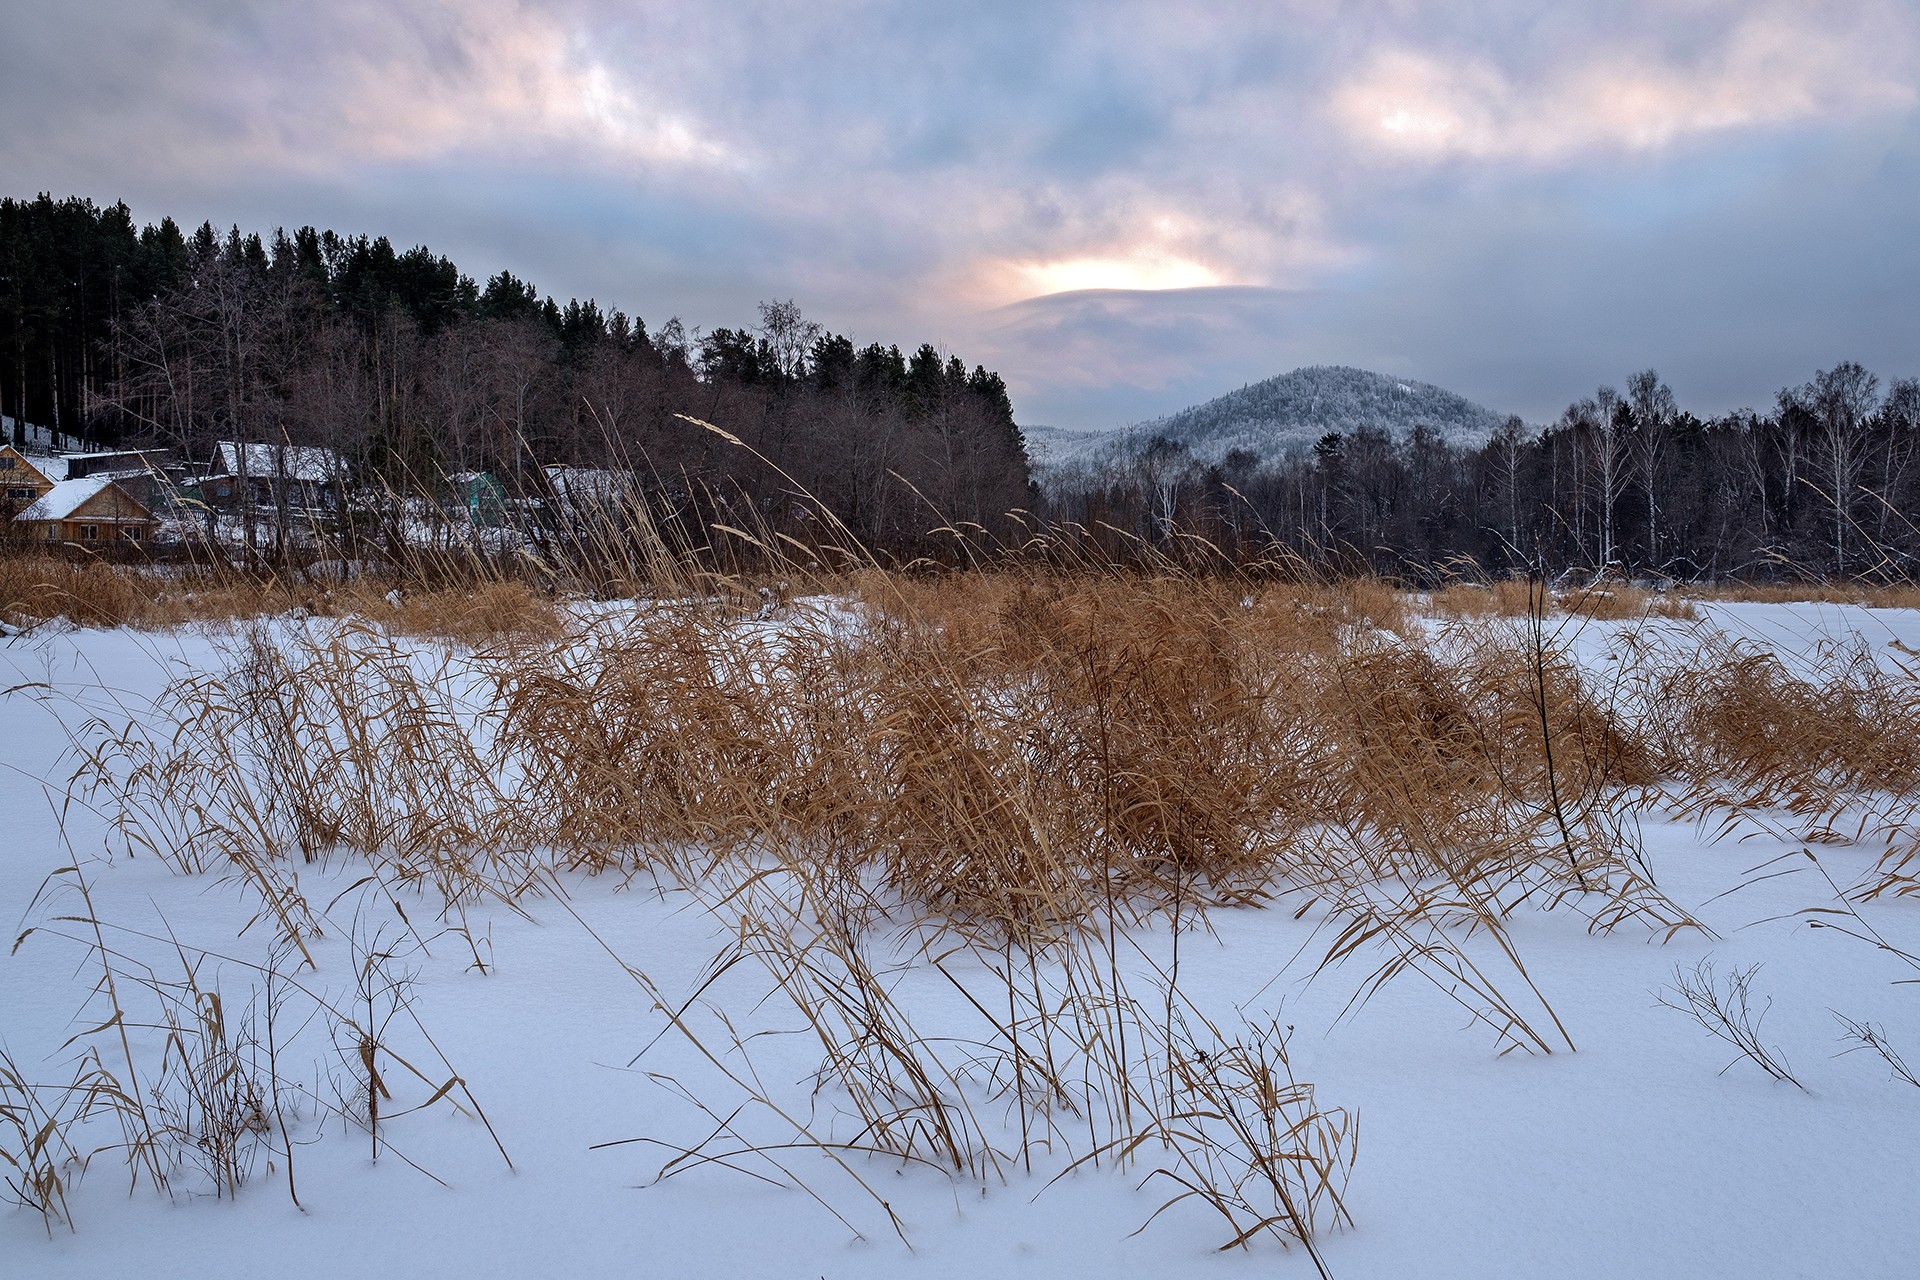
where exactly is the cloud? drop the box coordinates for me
[1332,3,1918,164]
[965,110,1920,431]
[3,1,1918,432]
[222,1,744,174]
[980,287,1301,391]
[0,0,743,183]
[958,285,1359,431]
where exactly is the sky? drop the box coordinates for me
[4,0,1918,430]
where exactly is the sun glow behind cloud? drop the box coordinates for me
[1013,251,1225,296]
[962,205,1313,308]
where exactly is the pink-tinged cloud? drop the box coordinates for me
[208,1,743,174]
[1332,3,1918,164]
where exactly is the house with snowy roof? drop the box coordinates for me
[0,445,59,511]
[62,447,177,509]
[12,475,155,545]
[543,464,641,510]
[202,441,348,511]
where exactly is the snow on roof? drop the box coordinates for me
[13,475,149,522]
[215,441,346,483]
[62,448,171,467]
[544,465,638,502]
[2,447,62,482]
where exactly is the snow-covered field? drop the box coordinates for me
[4,599,1919,1278]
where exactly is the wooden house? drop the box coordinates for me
[62,448,177,509]
[13,476,155,545]
[202,442,348,511]
[0,445,57,512]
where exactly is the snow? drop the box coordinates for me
[2,449,61,483]
[212,442,347,484]
[14,475,134,522]
[544,464,641,509]
[3,416,67,461]
[3,601,1919,1278]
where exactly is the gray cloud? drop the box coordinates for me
[4,1,1917,429]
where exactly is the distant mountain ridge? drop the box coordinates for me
[1132,365,1513,464]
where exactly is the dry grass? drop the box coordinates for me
[1630,628,1920,905]
[20,514,1920,1251]
[1659,959,1804,1089]
[594,861,1358,1262]
[1429,579,1695,621]
[0,553,259,629]
[1646,631,1920,810]
[1559,585,1697,621]
[67,560,1709,1021]
[1688,581,1920,608]
[335,578,567,645]
[3,866,510,1227]
[0,550,563,641]
[1427,577,1540,618]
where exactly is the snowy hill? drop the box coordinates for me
[1019,422,1113,468]
[1133,365,1513,464]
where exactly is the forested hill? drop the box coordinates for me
[0,193,1031,554]
[1142,365,1513,463]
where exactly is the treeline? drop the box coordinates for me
[12,194,1917,582]
[1046,365,1920,582]
[0,193,1031,554]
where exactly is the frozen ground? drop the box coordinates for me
[3,602,1919,1278]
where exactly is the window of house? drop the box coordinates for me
[0,457,14,470]
[80,524,98,540]
[7,487,30,501]
[121,527,140,541]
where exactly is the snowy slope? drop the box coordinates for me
[1018,422,1115,468]
[1137,365,1514,464]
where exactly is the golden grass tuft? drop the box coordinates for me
[334,578,565,645]
[1647,630,1920,810]
[1558,585,1696,621]
[0,550,562,641]
[0,552,295,629]
[1689,581,1920,609]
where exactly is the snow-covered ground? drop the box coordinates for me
[3,601,1919,1278]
